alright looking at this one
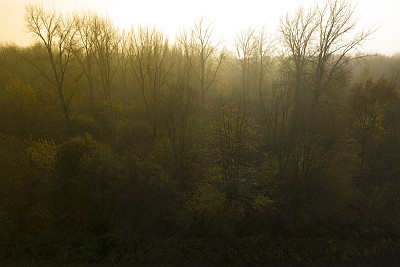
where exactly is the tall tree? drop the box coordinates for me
[312,0,375,108]
[179,18,224,107]
[280,5,316,126]
[235,28,257,102]
[73,12,97,112]
[25,4,78,134]
[254,26,275,99]
[128,26,171,141]
[160,45,201,186]
[91,15,119,140]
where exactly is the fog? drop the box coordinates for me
[1,0,400,55]
[1,0,400,265]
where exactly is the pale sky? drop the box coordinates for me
[0,0,399,55]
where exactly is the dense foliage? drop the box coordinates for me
[1,0,400,264]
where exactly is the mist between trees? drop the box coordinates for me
[1,0,400,265]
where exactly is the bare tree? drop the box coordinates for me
[235,27,257,101]
[278,0,375,141]
[73,11,97,112]
[162,45,199,184]
[254,26,275,99]
[280,5,317,105]
[91,15,119,140]
[25,4,78,134]
[178,18,224,107]
[128,26,172,141]
[312,0,375,106]
[262,76,293,171]
[281,0,375,111]
[116,30,130,105]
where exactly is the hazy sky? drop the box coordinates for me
[0,0,399,55]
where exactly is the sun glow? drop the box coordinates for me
[1,0,399,54]
[107,1,137,30]
[101,0,290,47]
[105,0,198,41]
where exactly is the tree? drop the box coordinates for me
[128,26,172,141]
[261,76,293,171]
[210,90,261,201]
[280,5,316,110]
[235,27,257,101]
[73,11,97,112]
[0,67,41,138]
[254,26,275,100]
[91,15,119,141]
[178,18,224,107]
[55,135,117,232]
[280,0,375,127]
[116,30,130,105]
[346,76,398,164]
[312,0,375,109]
[160,46,199,186]
[345,77,400,227]
[25,4,78,134]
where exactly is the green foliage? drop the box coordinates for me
[54,135,118,232]
[110,151,179,235]
[182,177,244,237]
[253,193,274,214]
[343,77,400,228]
[0,67,43,138]
[347,76,398,144]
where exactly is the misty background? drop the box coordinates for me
[1,0,400,55]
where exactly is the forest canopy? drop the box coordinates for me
[0,0,400,265]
